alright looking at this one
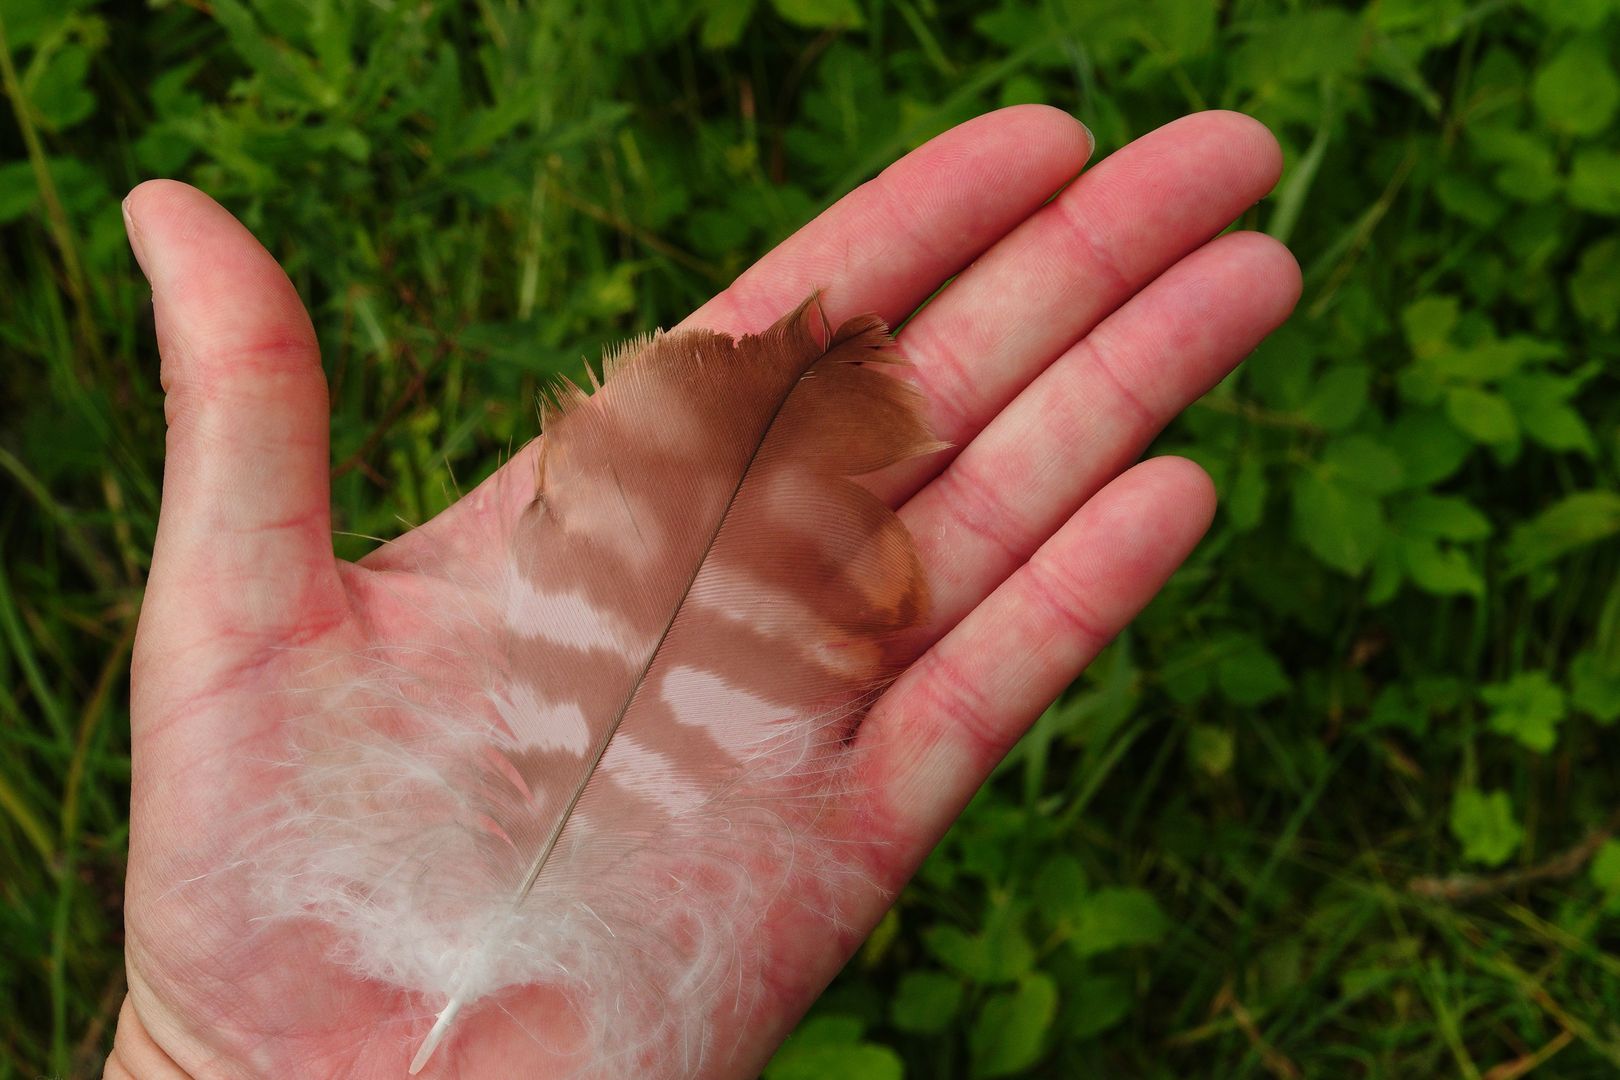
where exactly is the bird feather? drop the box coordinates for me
[257,297,940,1074]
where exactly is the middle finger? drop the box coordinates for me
[878,109,1284,506]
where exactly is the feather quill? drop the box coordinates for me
[260,298,941,1074]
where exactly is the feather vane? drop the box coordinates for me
[260,298,939,1075]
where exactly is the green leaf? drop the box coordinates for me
[973,3,1062,63]
[1482,671,1566,753]
[862,911,900,969]
[1592,840,1620,912]
[1434,171,1506,228]
[28,43,97,131]
[211,0,338,109]
[922,925,983,978]
[1571,649,1620,725]
[1159,636,1217,704]
[1471,126,1561,203]
[1186,723,1235,777]
[1597,842,1620,888]
[923,912,1034,983]
[1449,788,1523,868]
[970,973,1057,1078]
[584,265,638,317]
[890,971,964,1034]
[700,0,757,47]
[1400,295,1459,354]
[1230,9,1362,87]
[1032,855,1088,921]
[1216,638,1290,706]
[0,160,40,224]
[1147,0,1218,58]
[1444,386,1518,445]
[1571,237,1620,332]
[1385,410,1472,486]
[784,1015,864,1045]
[1366,685,1429,735]
[1501,374,1596,455]
[1073,887,1169,956]
[1367,541,1404,606]
[1570,148,1620,215]
[766,1016,903,1080]
[1068,973,1133,1039]
[1533,40,1620,135]
[1227,457,1267,532]
[1504,491,1620,575]
[998,74,1047,108]
[1400,537,1483,598]
[1291,472,1386,575]
[981,904,1036,979]
[1395,494,1492,541]
[1301,364,1369,431]
[2,0,70,50]
[1245,324,1314,409]
[769,0,863,29]
[1373,0,1465,41]
[1322,434,1407,494]
[1523,0,1620,31]
[1423,337,1560,383]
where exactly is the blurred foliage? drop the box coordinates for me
[1,0,1618,1076]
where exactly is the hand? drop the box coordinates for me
[111,106,1298,1078]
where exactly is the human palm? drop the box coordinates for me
[111,107,1298,1078]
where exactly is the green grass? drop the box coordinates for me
[2,0,1619,1077]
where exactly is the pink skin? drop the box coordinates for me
[111,107,1300,1078]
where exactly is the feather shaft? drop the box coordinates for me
[512,385,793,904]
[409,994,464,1075]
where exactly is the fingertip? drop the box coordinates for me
[122,181,166,279]
[980,103,1095,164]
[1109,455,1218,557]
[123,180,209,280]
[124,177,197,216]
[1152,454,1219,528]
[1200,109,1284,188]
[1257,232,1304,316]
[1208,230,1305,320]
[129,182,318,373]
[883,102,1095,209]
[1047,457,1218,601]
[1155,110,1284,197]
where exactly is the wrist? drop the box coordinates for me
[107,996,193,1080]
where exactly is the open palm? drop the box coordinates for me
[111,107,1298,1078]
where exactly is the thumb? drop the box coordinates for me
[125,180,343,647]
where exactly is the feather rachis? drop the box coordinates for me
[259,297,938,1075]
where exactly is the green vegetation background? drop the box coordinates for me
[2,0,1618,1075]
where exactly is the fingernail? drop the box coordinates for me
[122,194,150,279]
[1080,121,1095,157]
